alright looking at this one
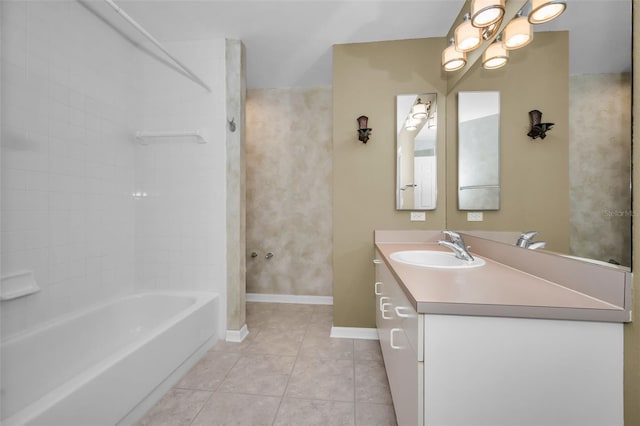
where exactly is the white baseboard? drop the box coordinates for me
[246,293,333,305]
[330,326,379,340]
[225,324,249,342]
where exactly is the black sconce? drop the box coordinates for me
[357,115,372,143]
[527,109,554,140]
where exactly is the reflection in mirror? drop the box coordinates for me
[396,93,437,210]
[457,91,500,210]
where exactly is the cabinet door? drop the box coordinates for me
[374,252,422,426]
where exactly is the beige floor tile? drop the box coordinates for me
[135,388,211,426]
[299,334,354,360]
[218,353,296,396]
[285,357,354,402]
[355,359,393,404]
[174,351,240,391]
[355,402,398,426]
[191,392,281,426]
[247,328,305,356]
[354,339,383,361]
[274,398,355,426]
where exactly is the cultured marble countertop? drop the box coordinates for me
[375,242,626,322]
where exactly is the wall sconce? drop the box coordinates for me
[527,109,554,140]
[357,115,372,143]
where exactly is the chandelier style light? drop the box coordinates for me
[482,37,509,69]
[442,38,467,72]
[528,0,567,24]
[455,13,482,52]
[442,0,566,72]
[471,0,506,28]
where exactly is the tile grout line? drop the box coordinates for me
[270,307,310,425]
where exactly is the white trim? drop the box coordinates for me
[246,293,333,305]
[330,326,379,340]
[225,324,249,342]
[119,335,217,425]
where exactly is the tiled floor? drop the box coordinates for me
[137,302,397,426]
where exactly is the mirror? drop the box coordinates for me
[396,93,437,210]
[445,1,631,268]
[457,91,500,210]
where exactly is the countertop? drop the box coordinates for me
[375,242,627,322]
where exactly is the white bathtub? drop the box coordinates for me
[1,291,218,426]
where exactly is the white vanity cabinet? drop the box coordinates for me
[374,250,624,426]
[374,254,423,426]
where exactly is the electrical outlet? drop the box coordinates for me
[467,212,483,222]
[410,211,426,221]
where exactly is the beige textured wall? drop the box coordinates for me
[332,39,448,328]
[625,1,639,423]
[445,31,570,254]
[570,73,631,266]
[225,39,246,331]
[246,87,333,296]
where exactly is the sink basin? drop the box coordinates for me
[390,250,486,269]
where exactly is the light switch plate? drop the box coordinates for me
[410,212,426,221]
[467,212,483,222]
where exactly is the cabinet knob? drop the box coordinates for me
[373,259,383,264]
[374,282,383,295]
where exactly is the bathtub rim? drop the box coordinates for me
[1,290,219,426]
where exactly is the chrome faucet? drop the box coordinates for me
[516,231,538,248]
[516,231,546,250]
[438,231,474,261]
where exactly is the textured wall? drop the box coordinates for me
[569,73,631,266]
[225,39,247,332]
[246,87,332,296]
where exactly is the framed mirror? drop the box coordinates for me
[396,93,437,210]
[457,91,500,210]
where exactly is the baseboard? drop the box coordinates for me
[330,326,379,340]
[246,293,333,305]
[225,324,249,342]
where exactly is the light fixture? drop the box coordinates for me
[503,13,533,50]
[357,115,371,143]
[482,37,508,69]
[470,0,505,28]
[442,38,467,72]
[411,99,430,119]
[455,13,482,52]
[527,109,555,140]
[528,0,566,24]
[405,118,419,131]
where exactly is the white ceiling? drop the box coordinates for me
[84,0,632,89]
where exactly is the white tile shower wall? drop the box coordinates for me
[1,0,138,337]
[134,39,227,334]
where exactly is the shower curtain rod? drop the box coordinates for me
[102,0,212,93]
